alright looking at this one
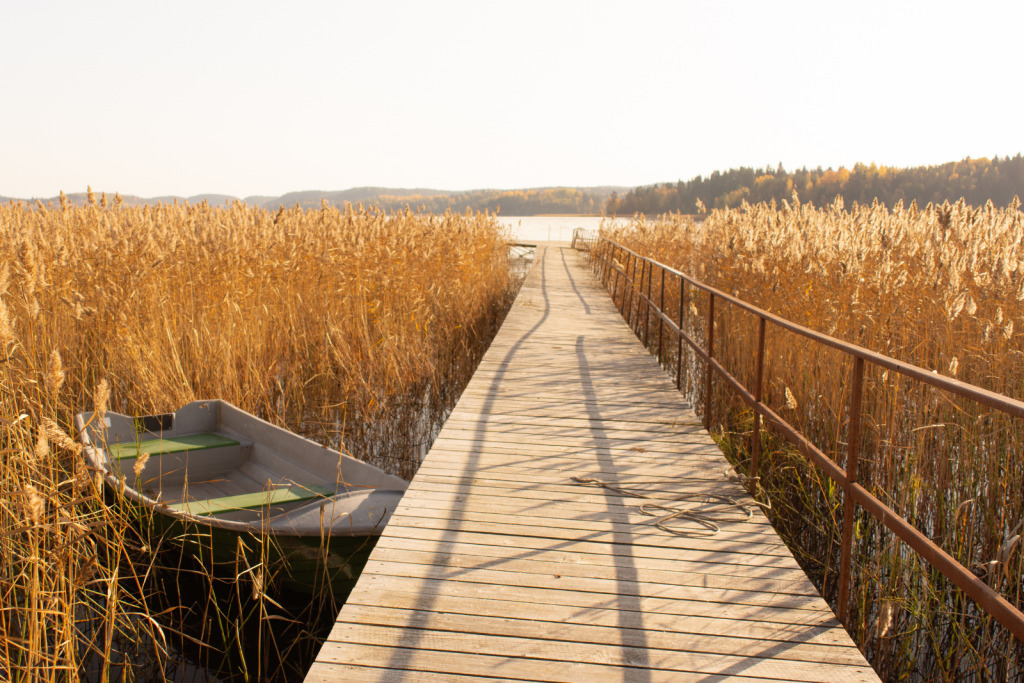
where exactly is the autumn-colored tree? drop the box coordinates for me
[606,154,1024,214]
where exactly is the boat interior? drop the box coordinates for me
[75,400,408,531]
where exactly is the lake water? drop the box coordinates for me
[497,216,631,243]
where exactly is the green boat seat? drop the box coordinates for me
[169,484,336,517]
[108,433,241,460]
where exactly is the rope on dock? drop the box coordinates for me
[570,475,756,538]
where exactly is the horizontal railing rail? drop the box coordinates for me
[576,232,1024,643]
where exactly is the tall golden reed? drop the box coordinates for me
[0,198,519,680]
[603,196,1024,680]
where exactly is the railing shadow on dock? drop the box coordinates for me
[572,228,1024,646]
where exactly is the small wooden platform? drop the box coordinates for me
[307,245,878,682]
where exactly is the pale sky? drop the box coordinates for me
[2,1,1022,199]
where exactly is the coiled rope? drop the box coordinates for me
[571,474,759,538]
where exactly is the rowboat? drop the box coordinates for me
[74,399,408,594]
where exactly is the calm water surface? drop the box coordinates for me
[497,216,631,243]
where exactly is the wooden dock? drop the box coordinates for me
[306,245,878,682]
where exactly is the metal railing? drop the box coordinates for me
[575,231,1024,642]
[570,230,592,251]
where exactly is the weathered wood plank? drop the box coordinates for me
[432,427,722,448]
[365,545,819,597]
[387,500,778,542]
[395,484,766,518]
[310,642,801,683]
[416,452,731,473]
[403,466,749,493]
[370,534,807,580]
[426,439,728,460]
[402,476,754,505]
[440,411,703,430]
[378,516,793,560]
[374,524,803,571]
[319,626,878,682]
[305,663,513,683]
[358,559,832,612]
[346,587,846,644]
[337,604,867,665]
[351,572,838,627]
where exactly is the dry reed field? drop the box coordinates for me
[601,197,1024,681]
[0,192,520,680]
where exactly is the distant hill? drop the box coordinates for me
[4,186,627,216]
[266,187,450,210]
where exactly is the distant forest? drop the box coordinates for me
[5,186,619,216]
[606,154,1024,215]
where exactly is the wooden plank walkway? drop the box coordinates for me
[306,245,878,682]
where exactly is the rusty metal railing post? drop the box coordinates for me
[614,245,622,315]
[634,257,643,335]
[658,268,665,366]
[677,276,686,391]
[643,259,651,345]
[603,240,612,285]
[620,247,629,315]
[750,316,767,495]
[704,293,715,430]
[626,253,637,327]
[604,240,612,284]
[837,356,865,625]
[612,245,622,312]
